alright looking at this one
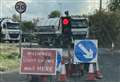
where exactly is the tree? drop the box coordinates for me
[12,14,20,22]
[48,10,61,18]
[89,10,120,48]
[21,21,34,32]
[108,0,120,11]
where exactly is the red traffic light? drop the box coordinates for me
[63,18,69,25]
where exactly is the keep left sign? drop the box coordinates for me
[74,40,98,63]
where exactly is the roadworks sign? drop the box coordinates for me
[20,48,57,75]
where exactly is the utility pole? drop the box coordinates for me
[100,0,102,12]
[58,2,62,16]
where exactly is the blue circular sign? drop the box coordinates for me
[74,40,97,63]
[57,52,61,66]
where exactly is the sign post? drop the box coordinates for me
[15,1,27,56]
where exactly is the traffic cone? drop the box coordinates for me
[95,61,103,79]
[87,63,96,80]
[59,60,67,81]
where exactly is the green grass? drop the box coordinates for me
[0,43,19,54]
[0,59,19,71]
[0,43,20,72]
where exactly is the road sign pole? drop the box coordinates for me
[15,1,27,57]
[19,13,22,56]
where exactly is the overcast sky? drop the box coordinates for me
[0,0,109,20]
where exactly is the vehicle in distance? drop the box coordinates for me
[35,16,89,47]
[0,18,20,42]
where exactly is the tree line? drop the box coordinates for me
[89,0,120,48]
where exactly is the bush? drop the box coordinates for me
[89,10,120,48]
[7,52,19,59]
[0,52,19,60]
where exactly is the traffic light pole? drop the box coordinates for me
[67,36,73,77]
[68,42,72,63]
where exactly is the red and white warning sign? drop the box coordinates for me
[20,48,57,75]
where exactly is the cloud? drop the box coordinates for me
[0,0,32,17]
[0,0,108,20]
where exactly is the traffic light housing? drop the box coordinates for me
[61,17,71,35]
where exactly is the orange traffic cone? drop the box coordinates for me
[95,61,103,79]
[87,63,96,80]
[59,60,67,81]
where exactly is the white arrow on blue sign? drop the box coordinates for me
[56,49,62,72]
[57,50,62,66]
[74,40,98,63]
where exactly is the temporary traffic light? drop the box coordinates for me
[63,18,69,25]
[61,17,71,35]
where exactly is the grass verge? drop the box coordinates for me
[0,43,20,72]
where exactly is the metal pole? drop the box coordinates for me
[100,0,102,12]
[58,2,62,16]
[19,13,22,56]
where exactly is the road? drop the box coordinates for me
[0,49,120,82]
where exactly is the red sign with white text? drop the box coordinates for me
[20,48,57,75]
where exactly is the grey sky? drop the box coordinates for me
[0,0,109,20]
